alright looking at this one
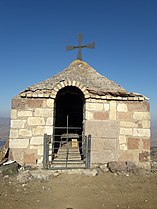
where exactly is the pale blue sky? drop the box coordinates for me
[0,0,156,121]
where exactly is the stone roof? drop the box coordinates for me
[19,60,146,100]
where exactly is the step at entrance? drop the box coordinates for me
[51,141,85,169]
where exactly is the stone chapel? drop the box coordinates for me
[9,60,150,168]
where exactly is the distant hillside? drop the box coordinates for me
[151,119,157,147]
[0,117,10,140]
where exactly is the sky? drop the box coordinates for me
[0,0,157,122]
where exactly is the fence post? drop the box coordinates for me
[43,134,50,169]
[86,135,91,169]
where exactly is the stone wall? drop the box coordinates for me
[85,99,150,168]
[9,97,54,165]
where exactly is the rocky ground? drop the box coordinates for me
[0,164,157,209]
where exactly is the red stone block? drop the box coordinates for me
[128,138,140,149]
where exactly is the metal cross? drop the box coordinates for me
[66,33,95,61]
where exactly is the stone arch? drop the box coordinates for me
[51,79,90,99]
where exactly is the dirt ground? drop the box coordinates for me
[0,170,157,209]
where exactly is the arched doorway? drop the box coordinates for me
[53,86,85,158]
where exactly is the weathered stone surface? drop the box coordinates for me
[117,112,132,121]
[0,161,20,176]
[18,110,32,117]
[11,120,26,128]
[86,102,103,111]
[46,117,53,125]
[109,101,116,120]
[45,99,54,108]
[139,151,150,162]
[44,126,53,135]
[11,109,17,119]
[34,108,52,117]
[91,137,118,164]
[85,111,93,120]
[104,103,109,111]
[100,164,109,172]
[127,101,150,112]
[120,121,137,128]
[85,121,118,138]
[32,126,45,135]
[142,139,150,150]
[19,129,32,137]
[117,103,128,112]
[141,120,150,128]
[30,137,43,145]
[119,151,133,162]
[107,161,127,173]
[128,138,140,149]
[37,146,43,156]
[120,128,132,135]
[26,99,44,108]
[120,144,127,150]
[28,117,45,126]
[133,112,150,120]
[10,139,29,148]
[23,151,37,164]
[93,111,109,120]
[10,129,19,138]
[119,135,127,144]
[133,128,150,137]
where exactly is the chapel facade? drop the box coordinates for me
[9,60,150,168]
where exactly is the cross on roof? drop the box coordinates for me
[66,33,95,61]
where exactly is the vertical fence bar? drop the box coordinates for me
[43,134,51,169]
[85,136,88,169]
[86,135,91,169]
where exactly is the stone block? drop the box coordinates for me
[19,129,32,137]
[119,135,127,144]
[128,138,140,149]
[12,98,26,109]
[119,150,133,162]
[142,139,150,150]
[85,121,118,138]
[93,111,109,120]
[44,126,53,135]
[127,101,150,112]
[117,112,133,121]
[27,117,45,126]
[133,112,150,120]
[46,99,54,108]
[117,103,128,112]
[18,110,32,117]
[104,103,109,111]
[26,99,44,108]
[120,144,127,150]
[85,111,93,120]
[11,109,17,119]
[142,120,150,128]
[37,146,43,156]
[46,117,53,125]
[10,139,29,148]
[30,137,43,145]
[133,128,150,137]
[109,101,117,120]
[32,126,45,135]
[23,150,37,165]
[120,128,132,135]
[11,120,26,128]
[10,129,19,138]
[86,102,103,111]
[34,108,52,117]
[120,121,137,128]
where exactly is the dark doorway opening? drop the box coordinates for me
[53,86,84,156]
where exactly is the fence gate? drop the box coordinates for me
[43,133,91,170]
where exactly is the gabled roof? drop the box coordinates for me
[19,60,146,100]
